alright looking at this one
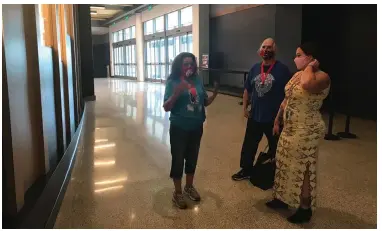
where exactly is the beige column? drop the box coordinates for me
[135,13,145,82]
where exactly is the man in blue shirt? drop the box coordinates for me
[232,38,292,181]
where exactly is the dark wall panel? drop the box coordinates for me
[302,4,376,120]
[210,5,276,87]
[93,43,110,78]
[78,5,95,99]
[275,4,302,72]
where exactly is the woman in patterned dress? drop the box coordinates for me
[265,42,331,224]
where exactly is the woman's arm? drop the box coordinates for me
[300,65,330,94]
[163,81,188,112]
[204,82,219,107]
[274,98,287,126]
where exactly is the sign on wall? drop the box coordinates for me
[201,54,209,68]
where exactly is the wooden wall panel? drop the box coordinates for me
[2,4,46,210]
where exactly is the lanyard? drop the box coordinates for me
[260,61,276,84]
[180,77,196,96]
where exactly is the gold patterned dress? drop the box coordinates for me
[273,71,329,209]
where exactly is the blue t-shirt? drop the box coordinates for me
[164,76,208,131]
[245,61,291,123]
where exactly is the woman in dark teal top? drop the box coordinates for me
[163,52,218,209]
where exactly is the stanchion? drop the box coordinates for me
[324,111,340,140]
[337,115,357,139]
[324,90,340,141]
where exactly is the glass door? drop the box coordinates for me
[145,38,166,81]
[124,44,137,78]
[166,33,192,76]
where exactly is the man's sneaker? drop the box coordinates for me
[172,192,187,209]
[231,169,251,181]
[184,185,201,201]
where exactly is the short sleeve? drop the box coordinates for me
[163,80,174,102]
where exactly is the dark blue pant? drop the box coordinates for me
[169,124,203,179]
[240,119,278,174]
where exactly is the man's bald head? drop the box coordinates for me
[259,37,277,60]
[259,38,277,53]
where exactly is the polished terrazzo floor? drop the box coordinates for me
[54,78,377,229]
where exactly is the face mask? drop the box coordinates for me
[182,66,194,78]
[260,50,275,60]
[294,56,311,70]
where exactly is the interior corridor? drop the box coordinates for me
[54,78,377,229]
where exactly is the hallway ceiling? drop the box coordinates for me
[90,4,143,22]
[90,4,148,36]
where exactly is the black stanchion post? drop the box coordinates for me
[337,115,357,139]
[324,90,341,141]
[238,72,247,106]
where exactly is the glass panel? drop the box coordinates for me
[132,45,136,64]
[116,47,118,64]
[188,33,193,53]
[180,35,187,52]
[146,42,151,64]
[118,30,123,41]
[167,11,179,30]
[175,36,180,56]
[160,38,165,63]
[145,20,153,35]
[161,65,166,80]
[124,28,130,40]
[131,26,136,38]
[154,40,160,64]
[125,46,128,64]
[147,64,151,78]
[156,65,160,80]
[119,47,123,64]
[150,65,154,79]
[132,66,136,77]
[150,41,155,64]
[155,16,164,33]
[127,65,131,77]
[167,37,174,63]
[128,46,132,64]
[181,6,192,26]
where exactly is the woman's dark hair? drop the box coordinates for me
[168,52,198,80]
[298,42,318,58]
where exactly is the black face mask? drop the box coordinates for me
[262,50,275,60]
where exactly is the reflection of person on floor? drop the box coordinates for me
[232,38,291,181]
[266,42,330,224]
[163,52,218,209]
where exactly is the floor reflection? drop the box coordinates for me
[109,79,170,146]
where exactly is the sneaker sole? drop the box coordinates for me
[172,198,187,209]
[232,176,251,181]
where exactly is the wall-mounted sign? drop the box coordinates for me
[201,54,209,68]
